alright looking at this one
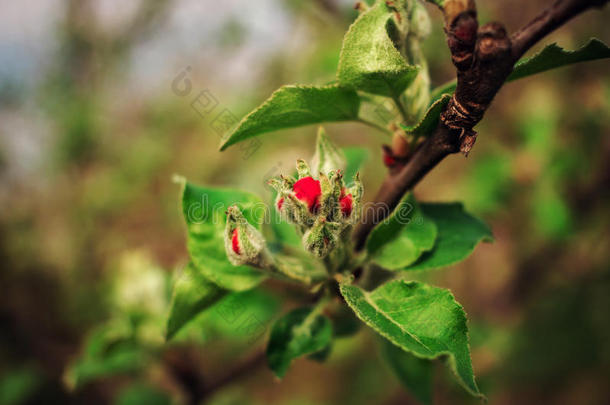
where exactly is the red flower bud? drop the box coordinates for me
[277,197,284,211]
[231,228,241,254]
[293,176,321,212]
[340,193,353,217]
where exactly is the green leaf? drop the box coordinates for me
[311,126,346,176]
[166,262,228,340]
[266,307,333,378]
[366,194,437,269]
[366,194,416,256]
[180,179,266,290]
[219,84,360,150]
[380,338,434,405]
[340,280,482,398]
[270,218,301,249]
[400,94,451,138]
[510,38,610,81]
[338,2,419,97]
[430,38,610,101]
[343,147,369,183]
[406,203,493,271]
[197,289,280,343]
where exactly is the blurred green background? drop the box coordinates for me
[1,1,609,404]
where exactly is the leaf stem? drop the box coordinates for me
[357,118,393,137]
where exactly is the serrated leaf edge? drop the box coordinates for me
[404,202,494,272]
[219,84,359,151]
[339,281,485,399]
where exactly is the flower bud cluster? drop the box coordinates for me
[269,159,362,259]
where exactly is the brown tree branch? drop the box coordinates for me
[165,347,266,405]
[511,0,609,61]
[354,0,608,250]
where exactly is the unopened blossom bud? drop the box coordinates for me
[269,130,364,260]
[225,206,270,268]
[318,171,343,220]
[269,175,299,222]
[283,191,314,226]
[303,217,340,258]
[311,127,346,176]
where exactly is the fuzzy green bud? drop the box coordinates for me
[270,130,364,261]
[225,206,270,268]
[318,171,340,220]
[302,217,340,258]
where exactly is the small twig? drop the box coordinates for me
[165,347,267,405]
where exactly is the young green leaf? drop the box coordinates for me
[510,38,610,81]
[366,193,417,256]
[311,127,346,176]
[219,84,360,150]
[337,1,419,97]
[266,307,333,378]
[340,280,483,399]
[180,179,266,290]
[380,338,434,405]
[199,289,280,343]
[343,147,369,183]
[406,203,493,271]
[400,94,451,138]
[430,38,610,102]
[166,262,228,340]
[366,194,437,269]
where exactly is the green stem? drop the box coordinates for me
[357,118,393,137]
